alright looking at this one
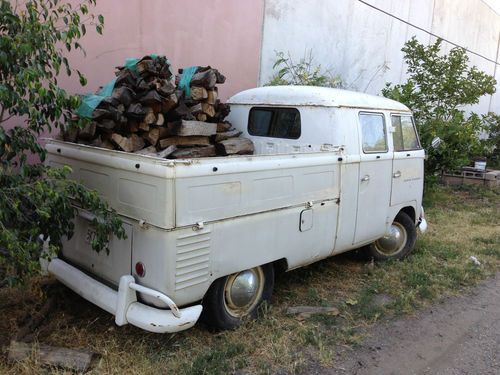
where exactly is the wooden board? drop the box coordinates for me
[159,136,211,148]
[171,146,216,159]
[176,120,217,137]
[8,341,94,372]
[135,145,176,158]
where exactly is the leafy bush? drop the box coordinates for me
[0,0,124,284]
[266,50,343,88]
[481,112,500,168]
[383,37,496,175]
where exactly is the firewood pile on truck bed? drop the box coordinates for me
[61,55,254,158]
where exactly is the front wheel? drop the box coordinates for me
[202,264,274,330]
[368,211,417,261]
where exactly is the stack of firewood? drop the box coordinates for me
[63,56,254,158]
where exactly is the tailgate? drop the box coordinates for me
[62,212,133,286]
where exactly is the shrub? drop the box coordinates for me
[0,0,124,284]
[383,37,496,175]
[266,50,343,88]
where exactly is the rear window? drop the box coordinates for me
[248,107,301,139]
[359,112,387,153]
[391,115,420,151]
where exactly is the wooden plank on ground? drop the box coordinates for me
[8,341,94,372]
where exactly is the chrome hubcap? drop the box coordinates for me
[224,267,264,317]
[374,223,407,255]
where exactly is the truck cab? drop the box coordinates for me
[46,86,427,333]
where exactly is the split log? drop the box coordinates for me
[207,89,218,105]
[134,78,150,92]
[216,122,232,133]
[92,108,112,120]
[216,138,254,155]
[134,145,157,155]
[62,127,79,143]
[156,113,165,126]
[170,146,216,159]
[111,133,145,152]
[156,79,176,96]
[8,341,94,373]
[139,90,163,106]
[138,122,150,132]
[78,122,96,140]
[135,145,176,158]
[176,120,217,136]
[191,86,208,101]
[100,140,116,150]
[214,129,242,142]
[162,93,178,112]
[114,68,137,88]
[159,136,211,148]
[127,120,139,133]
[97,119,116,130]
[143,126,170,146]
[143,108,157,125]
[136,59,156,75]
[111,87,134,106]
[202,103,216,117]
[196,113,207,122]
[214,70,226,84]
[125,103,147,118]
[190,70,217,89]
[189,103,203,115]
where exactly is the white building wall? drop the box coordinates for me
[259,0,500,114]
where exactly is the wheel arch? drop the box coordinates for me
[400,205,416,224]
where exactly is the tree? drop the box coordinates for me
[383,37,496,175]
[0,0,124,285]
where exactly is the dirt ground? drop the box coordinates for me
[306,275,500,375]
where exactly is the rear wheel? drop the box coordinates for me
[368,211,416,261]
[202,264,274,330]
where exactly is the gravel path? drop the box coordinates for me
[317,275,500,375]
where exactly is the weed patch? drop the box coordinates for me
[0,186,498,374]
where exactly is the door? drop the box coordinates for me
[353,112,392,244]
[390,115,424,206]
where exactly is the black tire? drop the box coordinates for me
[202,263,274,330]
[368,211,417,261]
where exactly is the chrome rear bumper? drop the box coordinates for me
[48,258,202,333]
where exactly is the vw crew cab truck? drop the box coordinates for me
[46,86,427,332]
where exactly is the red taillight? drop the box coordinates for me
[135,262,146,277]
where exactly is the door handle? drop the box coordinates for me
[393,171,402,178]
[361,175,370,182]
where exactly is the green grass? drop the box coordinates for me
[0,185,498,374]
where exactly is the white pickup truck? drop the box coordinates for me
[46,86,427,333]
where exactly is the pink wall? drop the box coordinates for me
[61,0,264,100]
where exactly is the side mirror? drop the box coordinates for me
[431,137,442,149]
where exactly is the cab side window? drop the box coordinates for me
[248,107,301,139]
[391,115,420,151]
[359,112,387,153]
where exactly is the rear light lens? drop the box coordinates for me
[135,262,146,277]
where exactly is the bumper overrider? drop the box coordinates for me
[418,206,428,233]
[48,258,203,333]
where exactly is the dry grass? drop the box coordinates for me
[0,185,498,374]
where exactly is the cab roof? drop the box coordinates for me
[228,86,411,112]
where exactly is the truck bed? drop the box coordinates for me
[47,140,342,230]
